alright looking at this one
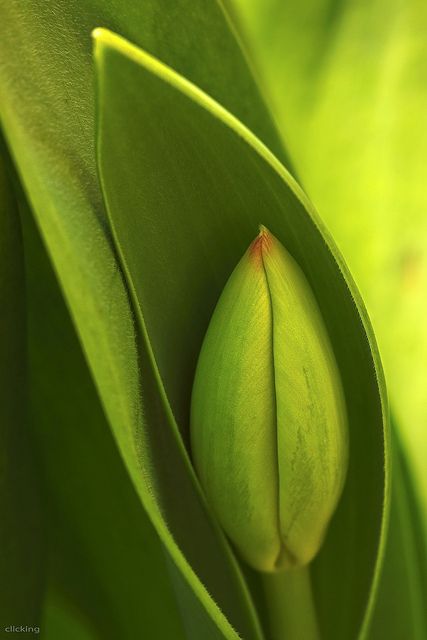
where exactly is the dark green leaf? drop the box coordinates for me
[42,589,97,640]
[368,422,427,639]
[17,193,186,640]
[0,143,44,631]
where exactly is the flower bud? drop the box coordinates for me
[190,226,348,573]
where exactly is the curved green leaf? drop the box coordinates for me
[0,144,44,629]
[223,2,427,633]
[95,29,389,640]
[368,421,427,639]
[16,193,185,640]
[0,1,290,637]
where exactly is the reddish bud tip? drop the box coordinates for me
[249,225,273,267]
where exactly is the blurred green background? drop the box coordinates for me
[230,0,427,522]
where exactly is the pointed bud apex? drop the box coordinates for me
[191,227,348,572]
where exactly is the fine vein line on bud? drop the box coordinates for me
[191,225,348,575]
[253,226,295,570]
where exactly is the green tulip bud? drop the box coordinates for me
[190,226,348,573]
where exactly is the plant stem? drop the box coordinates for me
[262,565,320,640]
